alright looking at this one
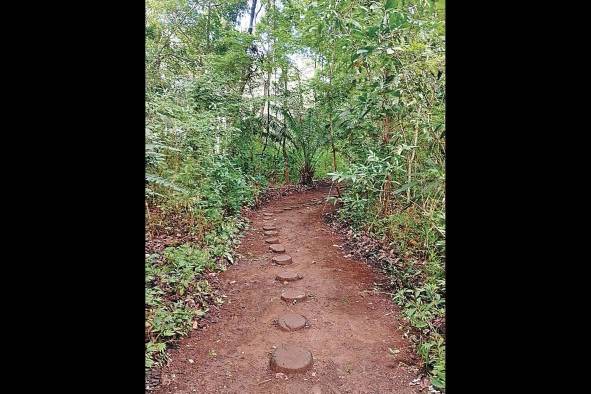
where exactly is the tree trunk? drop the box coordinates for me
[407,116,420,202]
[329,120,337,171]
[206,1,211,51]
[247,0,258,34]
[327,58,340,196]
[238,0,259,95]
[282,137,289,185]
[260,69,268,118]
[267,65,272,136]
[381,114,392,215]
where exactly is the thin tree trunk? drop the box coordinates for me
[407,116,420,202]
[206,1,211,51]
[381,113,393,214]
[282,136,289,184]
[267,66,272,136]
[379,66,394,214]
[247,0,258,34]
[280,63,289,184]
[327,57,340,196]
[261,70,268,118]
[238,0,259,95]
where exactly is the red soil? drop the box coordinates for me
[153,187,421,393]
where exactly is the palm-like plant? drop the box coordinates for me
[284,108,325,185]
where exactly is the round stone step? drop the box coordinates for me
[277,313,308,332]
[264,230,279,236]
[270,344,313,373]
[265,237,280,244]
[263,224,277,231]
[281,288,307,303]
[275,271,302,282]
[269,244,286,253]
[273,255,292,265]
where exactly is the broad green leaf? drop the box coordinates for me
[385,0,398,10]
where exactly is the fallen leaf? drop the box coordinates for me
[388,347,400,355]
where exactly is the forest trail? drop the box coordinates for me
[153,186,422,393]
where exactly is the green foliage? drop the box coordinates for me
[145,341,167,369]
[162,245,213,295]
[152,302,195,339]
[145,0,445,388]
[198,156,256,215]
[145,233,234,369]
[314,1,445,387]
[330,151,400,227]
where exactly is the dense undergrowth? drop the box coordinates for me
[328,186,445,388]
[146,0,444,390]
[144,157,257,369]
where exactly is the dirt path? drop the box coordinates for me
[154,187,422,393]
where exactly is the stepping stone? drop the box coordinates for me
[310,385,322,394]
[273,255,292,265]
[264,230,279,236]
[283,207,293,211]
[265,237,280,244]
[269,244,286,253]
[277,313,308,331]
[270,344,313,373]
[275,271,303,282]
[263,213,273,217]
[281,288,307,303]
[263,224,277,231]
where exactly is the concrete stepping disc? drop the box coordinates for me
[270,344,313,373]
[275,271,302,282]
[265,237,280,244]
[277,313,308,331]
[264,230,279,236]
[269,244,286,253]
[281,288,306,303]
[273,255,292,265]
[263,224,277,231]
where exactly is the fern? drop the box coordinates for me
[145,173,186,194]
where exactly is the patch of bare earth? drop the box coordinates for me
[152,186,422,393]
